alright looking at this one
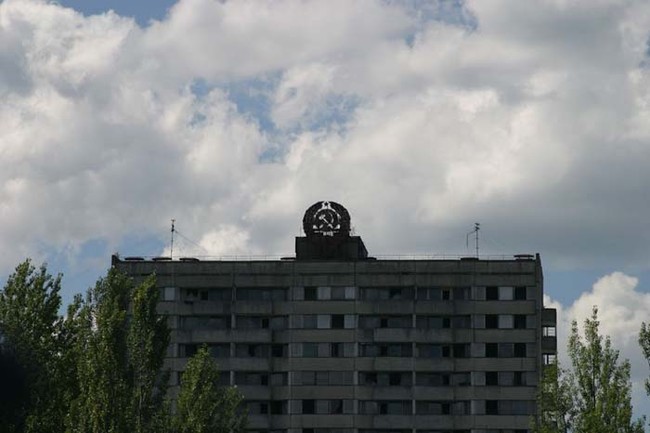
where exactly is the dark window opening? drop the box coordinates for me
[486,400,498,415]
[332,314,344,329]
[304,287,317,300]
[514,315,527,329]
[302,399,315,414]
[515,286,527,300]
[486,343,498,358]
[486,372,498,386]
[514,343,527,358]
[486,286,499,300]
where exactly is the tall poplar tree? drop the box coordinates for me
[0,260,69,433]
[66,269,170,433]
[535,307,644,433]
[638,321,650,397]
[174,346,246,433]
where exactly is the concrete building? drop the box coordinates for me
[113,201,557,433]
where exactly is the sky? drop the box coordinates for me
[2,0,650,421]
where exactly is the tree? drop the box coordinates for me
[0,259,70,433]
[66,269,170,433]
[0,337,29,432]
[534,361,573,433]
[638,321,650,397]
[536,306,644,433]
[173,346,246,433]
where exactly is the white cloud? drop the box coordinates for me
[2,0,650,276]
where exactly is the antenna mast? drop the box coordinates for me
[170,219,175,260]
[466,222,480,258]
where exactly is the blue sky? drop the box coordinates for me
[3,0,650,420]
[56,0,176,26]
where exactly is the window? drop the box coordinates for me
[543,326,556,337]
[331,286,345,300]
[486,372,498,386]
[453,344,468,358]
[360,401,410,415]
[416,401,469,415]
[359,371,413,386]
[514,315,527,329]
[514,286,527,300]
[362,343,412,357]
[361,372,378,385]
[361,287,414,300]
[416,373,448,386]
[486,314,498,329]
[486,343,498,358]
[208,344,230,358]
[514,343,527,358]
[417,344,468,358]
[270,401,285,414]
[303,343,318,357]
[452,315,471,328]
[360,315,411,329]
[543,353,557,365]
[302,400,315,414]
[236,344,269,358]
[486,286,499,300]
[330,399,343,414]
[417,287,439,300]
[247,401,269,414]
[486,400,498,415]
[304,287,317,300]
[237,288,287,301]
[332,314,344,329]
[297,371,315,385]
[499,343,514,358]
[514,371,526,386]
[453,287,470,300]
[181,316,230,329]
[499,315,514,329]
[272,344,285,357]
[499,286,514,300]
[417,315,470,329]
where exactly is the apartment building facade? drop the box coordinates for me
[113,201,557,433]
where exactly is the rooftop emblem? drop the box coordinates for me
[303,201,350,238]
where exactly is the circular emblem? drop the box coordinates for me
[303,201,351,237]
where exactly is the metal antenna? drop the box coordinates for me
[466,222,480,258]
[170,219,175,260]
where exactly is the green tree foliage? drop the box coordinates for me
[0,260,247,433]
[535,306,644,433]
[66,270,170,433]
[174,346,246,433]
[0,339,29,432]
[0,260,69,433]
[638,322,650,397]
[534,361,573,433]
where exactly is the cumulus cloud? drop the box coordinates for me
[2,0,650,277]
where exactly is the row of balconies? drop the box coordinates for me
[165,356,538,372]
[169,328,539,344]
[158,300,538,316]
[243,413,532,430]
[229,385,538,400]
